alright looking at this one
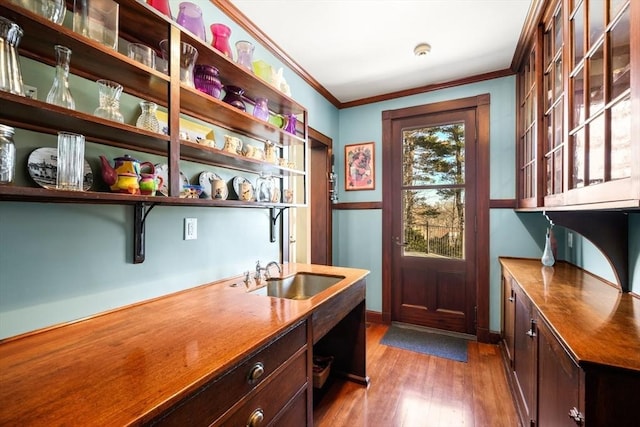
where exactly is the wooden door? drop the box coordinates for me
[309,128,333,265]
[389,108,477,334]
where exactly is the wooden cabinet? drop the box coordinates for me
[501,271,516,365]
[0,1,307,208]
[500,258,640,427]
[516,0,638,209]
[150,320,310,427]
[512,283,537,425]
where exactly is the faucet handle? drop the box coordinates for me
[243,271,251,288]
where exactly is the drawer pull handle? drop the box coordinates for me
[247,362,265,383]
[247,408,264,427]
[526,319,536,338]
[568,407,584,425]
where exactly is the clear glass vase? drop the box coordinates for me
[135,101,160,132]
[93,79,124,123]
[541,229,555,266]
[235,40,254,71]
[46,45,75,109]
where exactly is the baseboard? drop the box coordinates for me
[365,310,386,324]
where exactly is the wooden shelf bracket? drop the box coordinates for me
[134,202,157,264]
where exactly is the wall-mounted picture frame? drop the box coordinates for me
[345,142,375,190]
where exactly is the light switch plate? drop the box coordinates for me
[184,218,197,240]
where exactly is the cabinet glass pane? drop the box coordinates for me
[572,67,585,127]
[554,6,563,53]
[588,42,604,114]
[545,154,552,195]
[609,0,626,23]
[554,149,563,194]
[554,101,563,148]
[545,71,553,110]
[544,113,552,153]
[572,128,585,188]
[572,2,584,66]
[610,97,631,180]
[588,0,604,47]
[544,29,552,69]
[609,7,630,100]
[588,113,605,185]
[554,59,563,99]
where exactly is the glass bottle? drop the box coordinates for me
[93,79,124,123]
[46,45,75,109]
[222,85,246,111]
[541,228,555,266]
[252,97,269,121]
[0,124,16,184]
[135,101,160,132]
[210,23,232,59]
[235,40,254,71]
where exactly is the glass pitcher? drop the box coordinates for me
[0,17,25,96]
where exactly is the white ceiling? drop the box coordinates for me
[229,0,533,104]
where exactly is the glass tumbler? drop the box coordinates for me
[160,39,198,88]
[127,43,156,69]
[176,2,206,41]
[56,132,85,191]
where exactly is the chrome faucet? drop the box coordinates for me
[255,260,281,284]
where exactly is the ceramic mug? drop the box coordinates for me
[264,141,276,163]
[239,181,253,201]
[211,179,228,200]
[139,173,163,196]
[223,135,242,155]
[284,189,294,203]
[244,145,264,160]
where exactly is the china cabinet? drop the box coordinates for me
[0,0,308,260]
[516,0,637,209]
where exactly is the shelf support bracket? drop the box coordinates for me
[546,210,629,292]
[134,202,157,264]
[270,207,289,243]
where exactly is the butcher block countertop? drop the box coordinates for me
[0,263,369,426]
[500,257,640,372]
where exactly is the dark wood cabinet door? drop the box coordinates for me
[537,317,582,426]
[502,273,516,365]
[513,286,537,426]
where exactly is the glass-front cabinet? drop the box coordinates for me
[517,0,637,209]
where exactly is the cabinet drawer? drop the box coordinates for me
[151,321,307,426]
[215,349,307,426]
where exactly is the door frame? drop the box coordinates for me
[308,127,333,265]
[381,94,492,342]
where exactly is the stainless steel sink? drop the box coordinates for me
[250,273,345,300]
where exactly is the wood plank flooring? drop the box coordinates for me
[313,323,519,427]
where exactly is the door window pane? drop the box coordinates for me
[402,189,465,260]
[402,123,465,186]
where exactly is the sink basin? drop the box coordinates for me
[251,273,345,300]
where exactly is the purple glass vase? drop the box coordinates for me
[222,85,246,111]
[284,113,297,134]
[252,97,269,121]
[210,23,232,59]
[176,2,206,41]
[194,65,222,99]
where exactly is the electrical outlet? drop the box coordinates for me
[568,232,573,248]
[184,218,197,240]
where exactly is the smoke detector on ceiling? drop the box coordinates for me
[414,43,432,57]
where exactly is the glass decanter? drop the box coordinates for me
[135,101,160,132]
[46,45,75,109]
[93,79,124,123]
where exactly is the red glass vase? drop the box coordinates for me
[147,0,172,19]
[210,23,233,59]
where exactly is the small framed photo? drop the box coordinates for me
[345,142,375,190]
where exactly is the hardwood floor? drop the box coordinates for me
[313,323,519,427]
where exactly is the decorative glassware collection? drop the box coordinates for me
[1,2,301,199]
